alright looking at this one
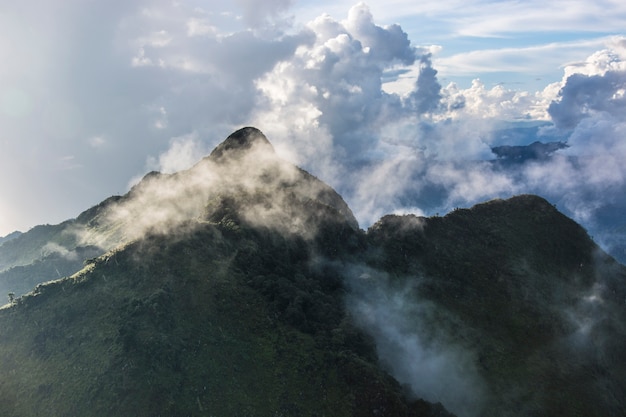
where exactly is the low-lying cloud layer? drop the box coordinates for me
[242,5,626,241]
[2,2,625,262]
[248,6,626,260]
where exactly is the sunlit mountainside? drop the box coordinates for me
[1,128,625,417]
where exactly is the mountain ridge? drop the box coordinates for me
[1,127,625,416]
[0,134,449,415]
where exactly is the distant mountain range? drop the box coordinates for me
[491,140,568,162]
[1,127,624,417]
[0,230,21,246]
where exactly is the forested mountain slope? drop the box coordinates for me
[1,127,624,416]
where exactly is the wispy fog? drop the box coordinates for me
[345,264,487,417]
[72,128,357,251]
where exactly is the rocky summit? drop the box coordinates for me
[0,128,625,417]
[208,126,275,160]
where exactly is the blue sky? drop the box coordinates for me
[1,0,626,253]
[299,0,626,90]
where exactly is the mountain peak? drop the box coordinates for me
[209,126,274,160]
[204,126,359,232]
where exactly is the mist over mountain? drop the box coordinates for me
[0,231,21,246]
[361,196,626,416]
[1,128,625,417]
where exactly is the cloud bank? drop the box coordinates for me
[2,2,625,263]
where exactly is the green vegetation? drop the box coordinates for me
[0,216,447,416]
[1,129,624,416]
[0,246,102,297]
[367,195,626,416]
[0,223,78,272]
[0,195,126,298]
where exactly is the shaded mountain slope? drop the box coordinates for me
[365,195,626,416]
[0,231,21,246]
[0,245,102,297]
[0,222,88,273]
[0,127,625,417]
[0,196,125,296]
[0,223,447,417]
[0,127,449,417]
